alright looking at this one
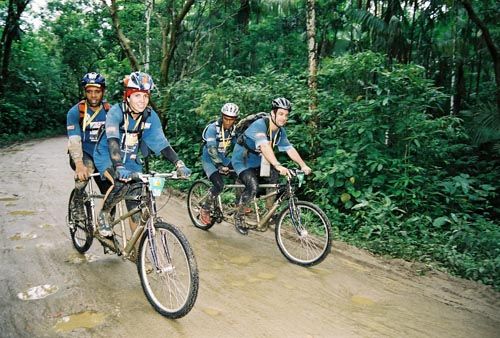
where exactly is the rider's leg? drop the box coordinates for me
[265,167,280,212]
[124,182,142,233]
[200,172,224,224]
[98,170,130,236]
[234,168,259,235]
[69,153,94,221]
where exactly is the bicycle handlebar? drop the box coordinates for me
[134,171,190,182]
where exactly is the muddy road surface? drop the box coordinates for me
[0,136,498,338]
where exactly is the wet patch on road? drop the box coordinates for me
[53,311,107,332]
[8,210,36,216]
[9,232,38,240]
[36,243,54,249]
[17,284,59,300]
[65,252,100,264]
[351,295,375,306]
[229,255,254,265]
[202,307,222,316]
[0,196,19,202]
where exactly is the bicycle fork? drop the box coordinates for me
[145,219,174,273]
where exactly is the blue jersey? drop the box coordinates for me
[94,103,170,175]
[66,101,108,157]
[201,120,235,177]
[231,117,293,175]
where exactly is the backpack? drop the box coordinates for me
[78,99,111,127]
[235,112,282,155]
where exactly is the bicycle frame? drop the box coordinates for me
[215,181,292,231]
[83,173,168,261]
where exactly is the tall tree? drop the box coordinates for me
[0,0,31,95]
[159,0,195,86]
[104,0,140,71]
[306,0,318,114]
[459,0,500,110]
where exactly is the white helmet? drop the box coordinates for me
[221,103,239,117]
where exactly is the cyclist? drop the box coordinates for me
[199,103,239,225]
[231,97,312,235]
[94,71,191,237]
[66,72,112,222]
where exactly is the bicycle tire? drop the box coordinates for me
[187,180,216,230]
[275,200,332,266]
[137,221,199,319]
[67,189,93,253]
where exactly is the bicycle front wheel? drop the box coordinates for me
[67,189,93,253]
[275,200,332,267]
[187,180,215,230]
[137,221,199,319]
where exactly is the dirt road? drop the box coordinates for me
[0,136,498,338]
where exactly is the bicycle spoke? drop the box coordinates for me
[275,201,331,266]
[138,222,198,318]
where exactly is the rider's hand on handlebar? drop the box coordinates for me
[75,161,89,181]
[301,165,312,175]
[116,165,133,182]
[176,160,192,178]
[276,165,293,178]
[218,165,230,175]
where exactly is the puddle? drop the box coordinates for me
[211,263,224,270]
[66,253,100,264]
[36,243,54,249]
[39,224,53,229]
[53,311,107,332]
[17,284,59,300]
[229,255,253,265]
[202,307,221,316]
[8,210,36,216]
[230,280,246,287]
[256,272,276,280]
[9,232,38,240]
[351,295,375,306]
[0,197,18,202]
[338,257,371,272]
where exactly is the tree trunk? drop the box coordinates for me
[159,0,195,86]
[144,0,154,72]
[0,0,31,95]
[104,0,140,71]
[460,0,500,110]
[306,0,318,115]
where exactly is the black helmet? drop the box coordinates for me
[81,72,106,88]
[271,97,292,112]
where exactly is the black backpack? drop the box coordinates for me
[235,112,282,155]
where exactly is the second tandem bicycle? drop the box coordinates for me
[187,170,332,266]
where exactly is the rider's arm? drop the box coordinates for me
[204,123,223,167]
[107,137,123,167]
[207,146,223,167]
[67,106,89,179]
[68,136,84,163]
[286,147,312,175]
[160,146,179,165]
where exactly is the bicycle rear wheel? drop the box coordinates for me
[275,200,331,266]
[137,221,199,319]
[67,189,93,253]
[187,180,215,230]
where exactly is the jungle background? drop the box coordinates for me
[1,0,498,290]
